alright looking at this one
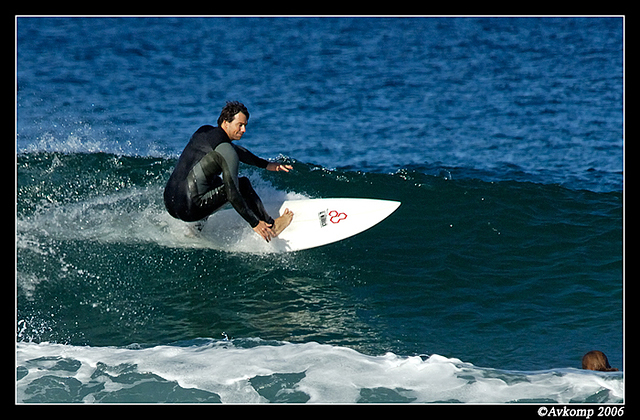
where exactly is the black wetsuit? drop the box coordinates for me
[164,125,274,227]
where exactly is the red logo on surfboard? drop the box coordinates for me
[328,210,347,224]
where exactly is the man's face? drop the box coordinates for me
[222,112,248,141]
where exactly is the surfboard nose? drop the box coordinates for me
[272,198,401,252]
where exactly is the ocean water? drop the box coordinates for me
[16,17,623,403]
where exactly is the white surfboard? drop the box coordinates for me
[267,198,401,252]
[197,197,400,253]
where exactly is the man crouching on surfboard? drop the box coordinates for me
[163,101,293,242]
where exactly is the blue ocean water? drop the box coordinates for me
[16,17,623,403]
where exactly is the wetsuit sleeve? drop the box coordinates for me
[232,144,270,169]
[214,143,261,228]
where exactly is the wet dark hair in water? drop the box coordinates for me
[217,101,250,126]
[581,350,619,372]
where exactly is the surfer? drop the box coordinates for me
[581,350,619,372]
[164,101,293,242]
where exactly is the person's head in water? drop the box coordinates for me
[218,101,250,141]
[582,350,619,372]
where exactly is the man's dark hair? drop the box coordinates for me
[217,101,250,126]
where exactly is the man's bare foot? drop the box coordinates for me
[272,208,294,236]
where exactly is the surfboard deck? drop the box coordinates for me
[266,198,401,252]
[197,197,400,253]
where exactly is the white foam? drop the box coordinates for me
[18,122,172,158]
[16,176,309,254]
[16,340,624,403]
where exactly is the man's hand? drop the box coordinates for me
[266,163,293,172]
[253,220,276,242]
